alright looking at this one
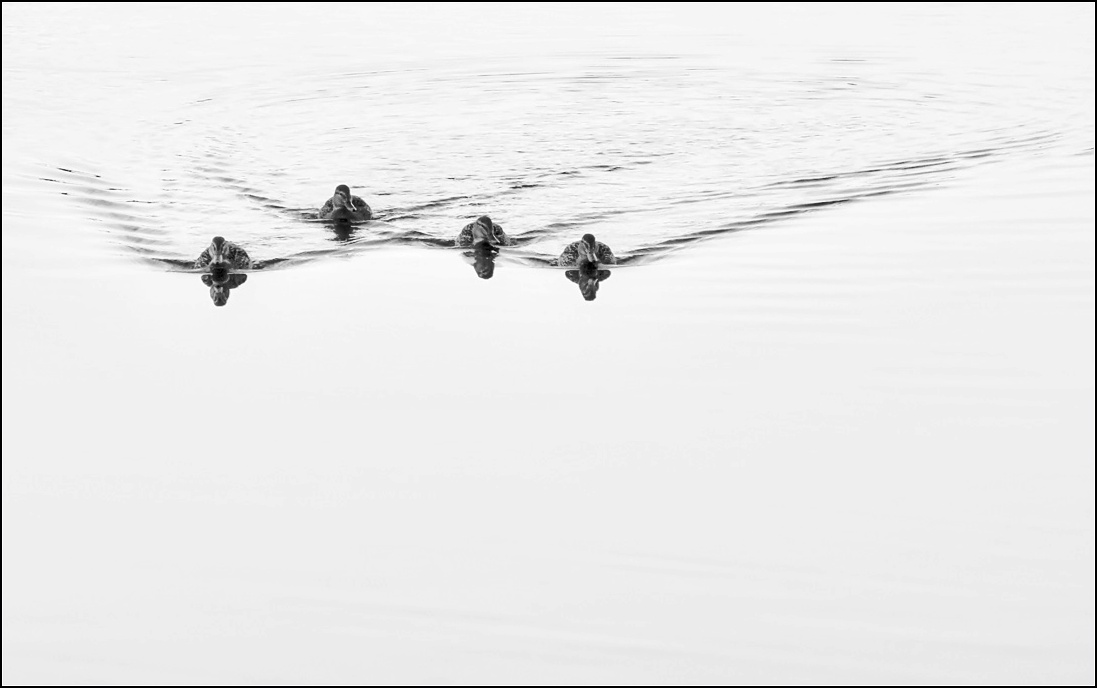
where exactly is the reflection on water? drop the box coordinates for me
[328,220,360,243]
[565,263,613,301]
[200,269,248,307]
[463,243,498,280]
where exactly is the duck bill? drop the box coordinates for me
[471,223,494,245]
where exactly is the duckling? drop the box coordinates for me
[320,184,373,221]
[456,215,513,247]
[555,233,616,267]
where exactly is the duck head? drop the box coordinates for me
[578,233,599,265]
[334,184,360,213]
[470,215,502,246]
[207,236,229,267]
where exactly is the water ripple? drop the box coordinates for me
[31,54,1083,272]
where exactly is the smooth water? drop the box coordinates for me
[3,4,1094,684]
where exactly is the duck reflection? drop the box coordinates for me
[565,261,612,301]
[201,269,248,307]
[329,221,357,242]
[463,243,498,279]
[195,236,252,307]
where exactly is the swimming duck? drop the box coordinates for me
[555,233,616,267]
[195,236,251,270]
[320,184,373,221]
[456,215,513,247]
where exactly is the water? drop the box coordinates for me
[3,4,1094,684]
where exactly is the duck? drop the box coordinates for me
[194,236,251,270]
[555,233,616,267]
[319,184,373,221]
[456,215,513,247]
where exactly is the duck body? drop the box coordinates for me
[456,215,513,247]
[320,195,372,221]
[319,184,372,221]
[195,236,251,270]
[555,234,616,267]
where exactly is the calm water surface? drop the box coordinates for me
[3,4,1094,684]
